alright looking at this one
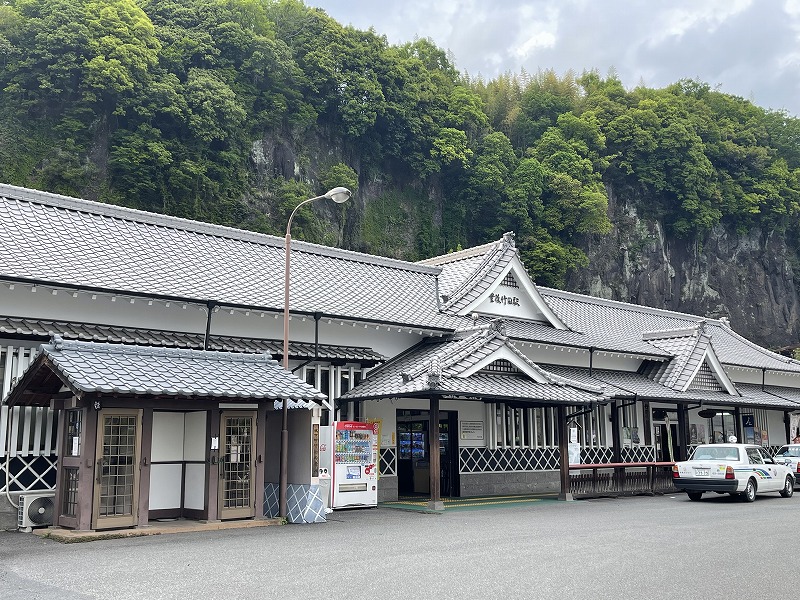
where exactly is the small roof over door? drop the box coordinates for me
[4,335,326,407]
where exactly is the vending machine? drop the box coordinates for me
[319,421,378,509]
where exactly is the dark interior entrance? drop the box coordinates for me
[655,423,680,462]
[396,410,459,497]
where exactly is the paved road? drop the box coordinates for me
[0,492,795,600]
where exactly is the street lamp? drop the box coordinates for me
[279,186,351,518]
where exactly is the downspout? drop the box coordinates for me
[4,405,17,508]
[203,300,217,351]
[589,347,595,377]
[761,367,766,392]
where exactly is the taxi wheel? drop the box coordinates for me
[780,476,794,498]
[687,492,703,501]
[742,478,756,502]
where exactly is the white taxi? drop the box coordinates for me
[672,443,795,502]
[773,444,800,487]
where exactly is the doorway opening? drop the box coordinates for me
[396,410,459,497]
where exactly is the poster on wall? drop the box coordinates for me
[366,419,382,477]
[697,424,705,444]
[460,421,484,441]
[689,424,698,444]
[791,414,800,441]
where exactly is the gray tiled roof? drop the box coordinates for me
[540,287,800,374]
[3,183,800,378]
[342,335,604,404]
[645,328,711,390]
[500,319,672,358]
[0,184,462,331]
[544,365,799,408]
[16,336,326,401]
[420,234,516,313]
[0,316,385,362]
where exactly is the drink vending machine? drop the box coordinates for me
[319,421,378,509]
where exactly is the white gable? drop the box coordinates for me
[467,256,568,329]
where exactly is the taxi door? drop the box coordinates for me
[747,446,778,491]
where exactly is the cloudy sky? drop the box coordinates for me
[309,0,800,117]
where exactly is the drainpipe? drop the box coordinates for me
[4,406,17,508]
[761,367,766,392]
[589,347,595,376]
[203,300,217,351]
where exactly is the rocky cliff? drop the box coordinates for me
[566,185,800,351]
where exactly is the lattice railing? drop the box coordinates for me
[0,455,57,493]
[379,447,397,477]
[581,447,613,464]
[621,446,656,462]
[460,447,561,474]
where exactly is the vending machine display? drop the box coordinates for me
[319,421,378,509]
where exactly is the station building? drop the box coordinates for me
[2,182,800,530]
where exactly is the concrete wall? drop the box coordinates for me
[460,471,561,497]
[0,494,18,530]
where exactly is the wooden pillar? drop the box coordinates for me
[255,404,268,518]
[77,406,98,531]
[427,396,443,511]
[610,400,621,462]
[734,407,742,443]
[676,405,689,462]
[557,405,573,501]
[642,399,652,446]
[137,408,153,528]
[205,409,221,522]
[785,411,791,444]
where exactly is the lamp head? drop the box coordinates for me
[325,186,352,204]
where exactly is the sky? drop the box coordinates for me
[309,0,800,117]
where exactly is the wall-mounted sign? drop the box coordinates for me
[489,293,520,307]
[460,421,484,441]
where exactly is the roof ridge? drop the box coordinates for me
[540,286,727,327]
[0,183,441,275]
[417,235,507,266]
[51,337,274,364]
[440,235,516,311]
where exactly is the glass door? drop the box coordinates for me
[92,409,141,530]
[218,411,256,520]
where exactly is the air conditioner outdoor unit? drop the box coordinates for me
[17,492,56,530]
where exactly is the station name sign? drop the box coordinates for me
[489,293,520,306]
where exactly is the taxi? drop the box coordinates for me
[672,443,795,502]
[773,443,800,487]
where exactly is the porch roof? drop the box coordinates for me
[5,336,326,406]
[339,333,605,405]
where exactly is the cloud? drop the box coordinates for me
[311,0,800,115]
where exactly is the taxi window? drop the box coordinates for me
[758,448,774,463]
[746,447,764,464]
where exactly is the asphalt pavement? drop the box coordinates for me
[0,491,795,600]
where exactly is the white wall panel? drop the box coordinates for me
[183,464,206,510]
[152,412,185,462]
[183,411,206,461]
[149,464,183,510]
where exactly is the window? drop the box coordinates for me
[746,447,764,464]
[64,410,82,457]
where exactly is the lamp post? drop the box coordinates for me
[279,186,351,518]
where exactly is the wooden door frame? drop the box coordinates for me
[218,410,257,520]
[92,408,142,530]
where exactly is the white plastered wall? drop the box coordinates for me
[149,411,206,511]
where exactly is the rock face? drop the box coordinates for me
[566,185,800,350]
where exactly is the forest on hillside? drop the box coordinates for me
[2,0,800,289]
